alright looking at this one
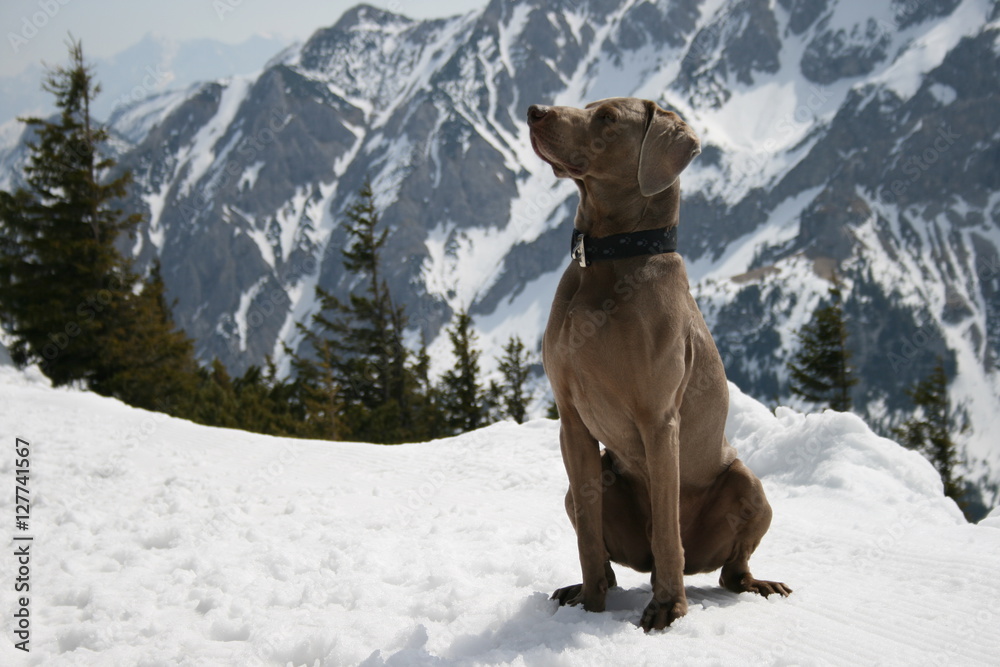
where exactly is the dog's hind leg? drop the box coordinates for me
[719,551,792,597]
[690,458,792,597]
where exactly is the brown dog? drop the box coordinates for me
[527,98,790,632]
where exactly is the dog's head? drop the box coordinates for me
[527,98,700,197]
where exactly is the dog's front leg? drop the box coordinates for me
[556,409,608,613]
[640,410,687,631]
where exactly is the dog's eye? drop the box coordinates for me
[598,110,618,123]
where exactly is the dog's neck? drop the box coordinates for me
[573,177,681,237]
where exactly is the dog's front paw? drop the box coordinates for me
[551,583,606,612]
[640,597,687,632]
[551,583,583,606]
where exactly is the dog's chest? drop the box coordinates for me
[548,303,680,418]
[553,287,682,370]
[543,262,704,438]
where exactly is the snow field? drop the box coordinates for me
[1,361,999,666]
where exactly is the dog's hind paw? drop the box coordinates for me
[721,571,792,598]
[748,578,792,597]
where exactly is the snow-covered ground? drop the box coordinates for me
[1,357,999,666]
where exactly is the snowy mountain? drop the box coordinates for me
[1,352,999,664]
[2,0,999,509]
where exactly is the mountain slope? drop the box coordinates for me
[2,0,998,508]
[2,358,999,665]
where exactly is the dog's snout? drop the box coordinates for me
[527,104,550,125]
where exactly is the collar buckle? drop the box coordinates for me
[571,230,589,267]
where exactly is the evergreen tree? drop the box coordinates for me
[186,359,242,429]
[893,360,966,504]
[0,39,141,385]
[410,344,446,440]
[495,334,532,423]
[229,359,307,437]
[787,281,858,411]
[92,261,197,412]
[439,308,485,433]
[294,180,413,443]
[0,39,202,411]
[288,332,343,440]
[340,180,408,404]
[485,379,503,424]
[180,356,308,437]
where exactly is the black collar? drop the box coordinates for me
[571,226,678,267]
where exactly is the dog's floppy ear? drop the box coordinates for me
[637,101,701,197]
